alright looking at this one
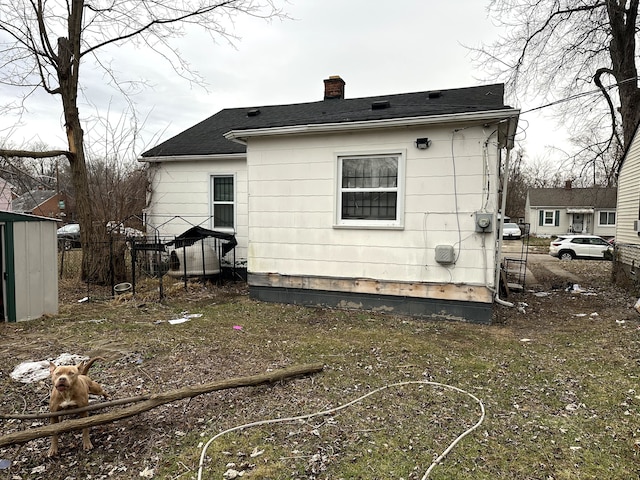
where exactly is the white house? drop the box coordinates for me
[141,77,519,323]
[525,184,617,238]
[613,125,640,289]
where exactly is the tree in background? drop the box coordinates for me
[0,141,146,223]
[477,0,639,184]
[0,0,285,283]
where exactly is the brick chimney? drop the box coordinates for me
[565,180,572,190]
[324,75,345,100]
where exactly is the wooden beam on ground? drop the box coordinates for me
[0,363,324,448]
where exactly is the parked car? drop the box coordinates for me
[501,222,522,240]
[57,222,145,251]
[57,223,81,250]
[549,234,612,260]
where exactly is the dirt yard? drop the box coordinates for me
[0,257,638,479]
[494,255,634,325]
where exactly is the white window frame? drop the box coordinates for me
[210,174,236,232]
[335,151,405,229]
[598,210,616,226]
[542,209,556,226]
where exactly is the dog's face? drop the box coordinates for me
[49,363,81,393]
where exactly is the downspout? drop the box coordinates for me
[494,147,514,307]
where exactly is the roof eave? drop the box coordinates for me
[139,152,247,163]
[224,109,521,147]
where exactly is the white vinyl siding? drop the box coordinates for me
[145,157,248,263]
[617,129,640,245]
[246,125,500,286]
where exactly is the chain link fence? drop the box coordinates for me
[58,225,240,301]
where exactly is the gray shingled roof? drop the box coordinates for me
[11,189,56,213]
[142,83,512,158]
[528,187,617,209]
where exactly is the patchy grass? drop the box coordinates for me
[1,266,639,479]
[527,235,553,247]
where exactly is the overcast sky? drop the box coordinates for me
[0,0,568,161]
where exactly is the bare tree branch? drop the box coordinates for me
[0,148,71,160]
[475,0,640,185]
[0,0,287,283]
[0,363,323,448]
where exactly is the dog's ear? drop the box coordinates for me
[49,362,57,374]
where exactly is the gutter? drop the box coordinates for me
[138,153,247,163]
[224,109,521,145]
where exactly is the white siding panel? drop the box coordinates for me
[250,197,333,216]
[146,157,248,263]
[617,130,640,245]
[250,178,333,198]
[247,125,500,288]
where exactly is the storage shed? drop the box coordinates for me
[0,212,59,322]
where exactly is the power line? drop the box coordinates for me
[519,75,639,116]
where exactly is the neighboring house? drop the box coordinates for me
[613,125,640,290]
[0,178,15,211]
[141,77,519,323]
[11,189,74,220]
[525,184,617,238]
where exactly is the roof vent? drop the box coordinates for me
[247,108,261,117]
[428,91,442,99]
[371,100,390,110]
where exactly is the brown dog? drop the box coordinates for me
[48,358,108,457]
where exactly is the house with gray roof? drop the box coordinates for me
[525,183,617,237]
[140,77,519,323]
[11,188,73,220]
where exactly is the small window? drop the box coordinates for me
[539,209,560,227]
[544,211,554,225]
[211,175,234,229]
[337,153,404,227]
[598,211,615,226]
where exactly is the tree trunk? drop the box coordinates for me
[607,0,640,149]
[0,363,324,448]
[58,2,111,283]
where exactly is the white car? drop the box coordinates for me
[549,234,612,260]
[502,222,522,239]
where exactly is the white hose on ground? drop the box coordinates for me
[196,380,486,480]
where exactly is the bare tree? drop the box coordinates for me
[476,0,640,181]
[0,0,285,283]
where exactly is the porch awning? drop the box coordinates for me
[566,208,594,214]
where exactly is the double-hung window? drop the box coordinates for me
[539,209,559,227]
[211,175,234,230]
[337,153,404,228]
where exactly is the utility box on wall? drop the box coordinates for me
[435,245,456,264]
[475,212,493,233]
[0,212,59,322]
